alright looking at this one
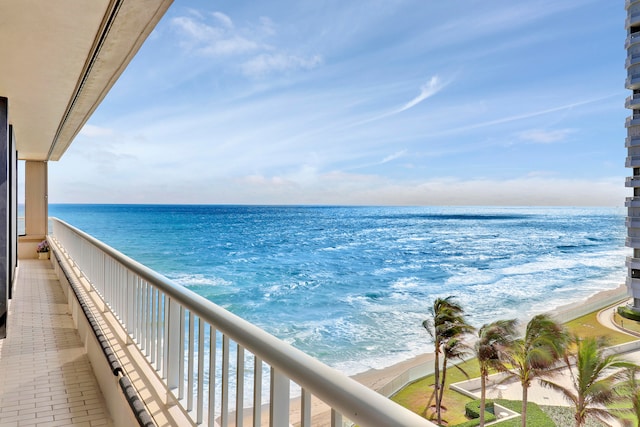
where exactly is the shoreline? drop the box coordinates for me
[351,283,630,392]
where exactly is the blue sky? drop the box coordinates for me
[49,0,628,205]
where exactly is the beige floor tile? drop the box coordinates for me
[0,260,113,427]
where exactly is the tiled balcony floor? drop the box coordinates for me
[0,259,112,427]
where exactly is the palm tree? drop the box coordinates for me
[422,296,474,425]
[439,336,472,416]
[475,319,518,427]
[502,314,568,427]
[622,367,640,426]
[541,335,636,427]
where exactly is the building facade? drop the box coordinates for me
[626,0,640,309]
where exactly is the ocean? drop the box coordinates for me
[46,204,627,375]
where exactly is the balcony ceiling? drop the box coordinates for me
[0,0,173,161]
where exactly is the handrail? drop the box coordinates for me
[50,218,436,427]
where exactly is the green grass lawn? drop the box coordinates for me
[613,310,640,337]
[565,310,636,345]
[391,359,479,425]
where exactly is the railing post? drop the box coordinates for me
[270,369,290,427]
[166,297,181,390]
[221,335,230,427]
[253,358,263,427]
[331,409,343,427]
[301,389,311,427]
[236,345,244,427]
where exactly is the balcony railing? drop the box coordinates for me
[627,137,640,147]
[626,54,640,69]
[626,74,640,89]
[626,256,640,269]
[627,236,640,248]
[626,115,640,127]
[50,218,435,427]
[627,12,640,29]
[626,217,640,228]
[627,31,640,49]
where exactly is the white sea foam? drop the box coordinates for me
[390,277,421,290]
[171,273,232,287]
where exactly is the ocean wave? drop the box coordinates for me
[391,277,421,290]
[171,273,232,287]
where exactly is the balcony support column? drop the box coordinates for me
[24,161,47,237]
[18,161,47,259]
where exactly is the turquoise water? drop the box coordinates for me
[48,204,627,375]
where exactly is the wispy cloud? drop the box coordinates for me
[345,150,408,172]
[349,75,450,127]
[242,53,323,77]
[395,76,447,114]
[171,10,322,79]
[518,129,574,144]
[171,15,261,56]
[212,12,233,29]
[79,124,114,138]
[381,150,407,164]
[431,94,619,138]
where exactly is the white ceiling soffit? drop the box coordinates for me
[0,0,173,161]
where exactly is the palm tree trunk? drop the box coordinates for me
[479,373,486,427]
[575,397,584,427]
[437,356,448,423]
[434,348,441,424]
[521,385,528,427]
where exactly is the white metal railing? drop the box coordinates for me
[50,218,436,427]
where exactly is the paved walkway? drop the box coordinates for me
[0,259,112,427]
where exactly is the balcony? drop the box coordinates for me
[627,236,640,248]
[627,93,640,110]
[627,256,640,270]
[626,12,640,29]
[626,115,640,128]
[625,176,640,187]
[626,73,640,90]
[626,31,640,49]
[626,155,640,167]
[627,276,640,293]
[626,197,640,207]
[29,218,436,427]
[626,137,640,147]
[626,53,640,69]
[627,217,640,228]
[0,259,116,424]
[628,0,640,10]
